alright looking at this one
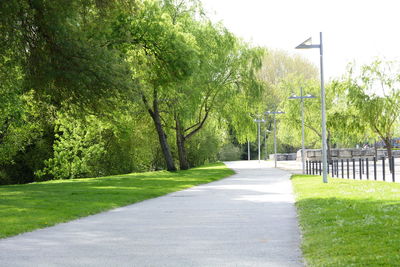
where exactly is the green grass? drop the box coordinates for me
[292,175,400,267]
[0,162,234,239]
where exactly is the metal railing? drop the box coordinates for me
[306,157,397,182]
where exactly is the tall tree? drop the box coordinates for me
[171,21,264,169]
[336,60,400,168]
[112,0,201,170]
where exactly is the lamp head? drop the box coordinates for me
[295,37,312,49]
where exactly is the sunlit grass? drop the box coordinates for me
[0,162,234,239]
[292,175,400,266]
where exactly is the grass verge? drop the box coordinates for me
[0,162,234,239]
[292,175,400,266]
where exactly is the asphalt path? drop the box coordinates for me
[0,160,303,267]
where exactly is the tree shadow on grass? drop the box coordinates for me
[0,164,234,238]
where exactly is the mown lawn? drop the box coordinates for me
[292,175,400,267]
[0,162,234,239]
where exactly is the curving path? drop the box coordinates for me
[0,161,303,267]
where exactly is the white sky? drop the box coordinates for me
[201,0,400,81]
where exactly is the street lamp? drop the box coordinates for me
[288,87,316,174]
[254,119,265,163]
[265,111,285,168]
[295,32,328,183]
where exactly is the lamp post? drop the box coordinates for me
[288,87,316,174]
[265,111,285,168]
[295,32,328,183]
[254,119,265,163]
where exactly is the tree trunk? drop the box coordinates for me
[175,117,189,170]
[147,106,176,172]
[141,91,176,171]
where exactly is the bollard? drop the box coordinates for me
[311,161,313,175]
[312,161,315,175]
[361,158,364,174]
[336,160,339,177]
[392,157,395,183]
[313,160,316,175]
[306,160,308,174]
[319,161,322,175]
[337,160,340,177]
[382,157,385,182]
[341,159,344,178]
[327,160,330,174]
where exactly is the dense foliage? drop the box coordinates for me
[0,0,265,184]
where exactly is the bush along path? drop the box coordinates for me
[0,162,234,239]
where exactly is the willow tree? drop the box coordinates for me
[336,60,400,166]
[111,0,202,171]
[171,21,264,169]
[1,0,134,105]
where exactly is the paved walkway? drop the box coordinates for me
[0,161,303,267]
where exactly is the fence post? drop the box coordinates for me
[327,160,330,174]
[359,158,362,180]
[336,160,339,177]
[392,157,395,183]
[306,160,308,174]
[374,157,377,181]
[361,158,364,174]
[366,158,369,180]
[353,158,356,179]
[311,161,313,175]
[313,161,315,175]
[319,161,322,175]
[382,157,385,182]
[341,159,344,178]
[332,160,338,178]
[347,159,349,179]
[311,161,314,175]
[315,161,317,175]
